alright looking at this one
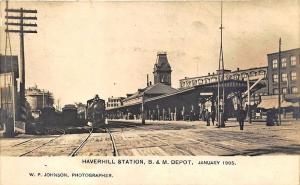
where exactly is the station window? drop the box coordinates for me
[291,87,298,94]
[272,59,278,68]
[234,74,240,80]
[291,56,297,66]
[282,88,287,94]
[192,80,197,86]
[273,88,279,95]
[241,73,248,78]
[281,73,288,82]
[281,58,287,67]
[198,79,203,84]
[250,71,257,76]
[273,74,278,83]
[205,78,210,83]
[291,71,297,81]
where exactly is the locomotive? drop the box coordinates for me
[86,94,106,126]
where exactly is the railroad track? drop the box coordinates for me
[69,127,93,157]
[19,129,66,157]
[12,138,37,147]
[105,127,119,156]
[12,129,65,148]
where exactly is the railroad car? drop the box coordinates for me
[40,107,62,126]
[62,104,79,126]
[86,95,106,126]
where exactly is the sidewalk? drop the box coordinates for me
[108,118,299,125]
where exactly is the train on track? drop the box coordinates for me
[27,94,106,134]
[86,95,106,126]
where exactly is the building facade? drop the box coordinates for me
[25,85,54,115]
[106,97,125,109]
[179,67,268,95]
[153,52,172,86]
[0,54,19,78]
[267,48,300,96]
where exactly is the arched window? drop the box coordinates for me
[198,79,203,84]
[241,73,248,78]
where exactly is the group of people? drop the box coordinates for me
[202,106,247,130]
[203,109,216,126]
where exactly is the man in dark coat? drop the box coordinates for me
[237,107,246,130]
[211,108,216,126]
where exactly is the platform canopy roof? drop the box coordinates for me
[107,79,266,111]
[124,82,178,101]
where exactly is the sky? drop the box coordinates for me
[0,0,299,106]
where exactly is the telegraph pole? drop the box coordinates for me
[217,0,225,128]
[5,6,37,122]
[277,38,282,126]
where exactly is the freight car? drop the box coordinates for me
[40,107,62,126]
[62,104,80,126]
[86,94,106,126]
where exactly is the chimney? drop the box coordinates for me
[147,74,149,87]
[237,67,240,71]
[149,81,152,86]
[208,73,210,76]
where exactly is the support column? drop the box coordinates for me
[182,105,185,120]
[174,106,177,121]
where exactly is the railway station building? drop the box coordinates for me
[106,52,266,122]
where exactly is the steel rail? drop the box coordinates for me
[19,131,65,157]
[69,128,93,157]
[105,127,119,156]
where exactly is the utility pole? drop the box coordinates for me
[277,38,282,126]
[247,75,252,123]
[217,0,225,128]
[5,6,37,123]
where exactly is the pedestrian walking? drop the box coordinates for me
[211,108,216,126]
[266,109,274,126]
[206,109,211,126]
[237,107,246,130]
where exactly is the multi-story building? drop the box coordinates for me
[0,54,19,78]
[179,66,268,95]
[25,85,54,117]
[267,48,300,95]
[106,97,125,109]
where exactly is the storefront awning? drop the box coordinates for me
[258,98,298,109]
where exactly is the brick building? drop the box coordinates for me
[267,48,300,95]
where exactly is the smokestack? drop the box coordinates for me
[147,74,149,86]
